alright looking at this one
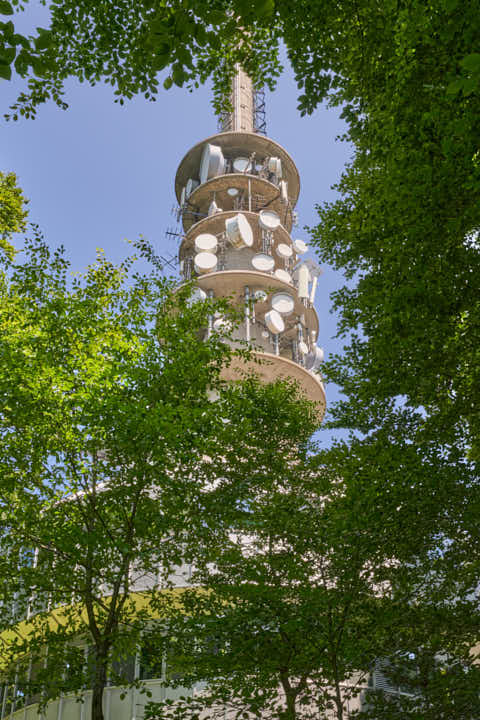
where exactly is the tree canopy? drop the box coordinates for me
[0,232,248,720]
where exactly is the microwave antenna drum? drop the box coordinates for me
[265,309,285,334]
[194,252,217,275]
[194,233,218,254]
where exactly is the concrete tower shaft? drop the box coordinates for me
[221,65,255,133]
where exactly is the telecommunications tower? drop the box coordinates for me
[176,66,326,409]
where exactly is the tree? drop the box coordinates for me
[0,170,27,256]
[136,397,470,720]
[296,4,480,703]
[0,231,248,720]
[282,0,480,455]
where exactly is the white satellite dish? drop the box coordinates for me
[200,143,225,184]
[251,254,274,272]
[186,178,199,198]
[227,187,239,197]
[194,233,218,254]
[186,287,207,306]
[268,156,282,177]
[180,187,186,206]
[265,309,285,334]
[280,180,288,203]
[194,252,217,275]
[298,340,309,355]
[274,268,292,284]
[271,292,295,316]
[293,239,308,255]
[259,209,281,231]
[275,242,293,259]
[233,156,251,173]
[225,213,253,248]
[305,345,325,371]
[213,316,232,333]
[254,290,268,302]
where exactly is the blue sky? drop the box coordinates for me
[1,5,352,435]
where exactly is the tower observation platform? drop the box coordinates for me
[175,66,326,415]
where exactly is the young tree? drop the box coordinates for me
[0,231,246,720]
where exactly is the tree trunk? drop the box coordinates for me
[333,680,344,720]
[91,650,108,720]
[279,673,298,720]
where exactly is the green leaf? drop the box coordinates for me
[0,1,13,15]
[0,62,11,78]
[13,33,30,49]
[172,64,184,87]
[256,0,275,20]
[163,76,173,90]
[446,78,464,95]
[442,0,459,10]
[460,53,480,74]
[31,57,48,77]
[0,44,15,64]
[34,29,53,51]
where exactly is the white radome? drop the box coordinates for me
[233,156,251,173]
[274,268,292,284]
[275,243,293,259]
[271,292,295,316]
[258,209,281,231]
[200,143,225,184]
[265,309,285,334]
[251,254,275,272]
[213,317,232,333]
[194,233,218,254]
[225,213,254,248]
[305,346,325,371]
[293,239,308,255]
[194,252,217,275]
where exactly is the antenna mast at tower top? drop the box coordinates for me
[218,64,267,135]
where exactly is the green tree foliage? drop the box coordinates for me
[0,233,249,720]
[0,170,27,256]
[283,3,480,713]
[2,0,283,120]
[140,407,474,720]
[4,0,480,126]
[285,0,480,455]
